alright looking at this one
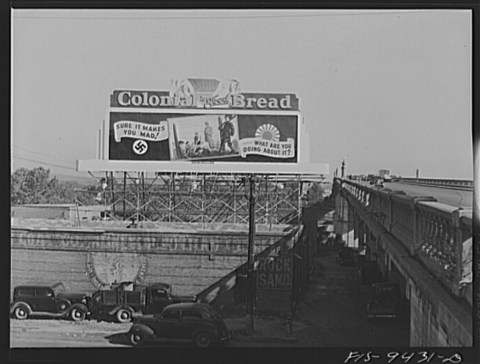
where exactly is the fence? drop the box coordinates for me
[399,177,473,190]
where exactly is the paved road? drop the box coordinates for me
[377,182,472,209]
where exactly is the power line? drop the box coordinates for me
[12,144,75,164]
[12,155,76,171]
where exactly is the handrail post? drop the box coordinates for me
[412,199,419,257]
[452,209,462,296]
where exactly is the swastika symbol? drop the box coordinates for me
[133,140,148,155]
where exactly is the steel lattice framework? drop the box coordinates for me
[75,172,323,227]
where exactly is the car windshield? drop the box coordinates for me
[162,309,181,319]
[152,289,168,298]
[91,291,102,302]
[52,283,65,295]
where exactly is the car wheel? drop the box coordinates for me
[58,300,70,312]
[70,307,86,321]
[130,332,145,346]
[194,331,212,348]
[116,309,132,323]
[14,305,29,320]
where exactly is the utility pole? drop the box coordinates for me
[101,176,108,220]
[246,174,256,335]
[136,173,141,227]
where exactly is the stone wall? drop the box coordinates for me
[409,282,472,346]
[11,222,291,297]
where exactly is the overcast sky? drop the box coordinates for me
[11,9,473,179]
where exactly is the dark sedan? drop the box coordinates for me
[359,261,384,284]
[10,282,89,321]
[367,282,401,319]
[336,247,356,266]
[128,303,230,348]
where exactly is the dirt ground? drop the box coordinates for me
[292,248,410,347]
[10,319,132,348]
[9,246,409,349]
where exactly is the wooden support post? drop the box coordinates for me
[246,174,256,335]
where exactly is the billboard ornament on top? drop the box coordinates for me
[169,79,241,109]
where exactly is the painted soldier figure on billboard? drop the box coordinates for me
[193,132,201,145]
[219,115,235,154]
[204,122,214,149]
[178,140,187,159]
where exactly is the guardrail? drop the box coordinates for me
[335,178,472,299]
[399,177,473,190]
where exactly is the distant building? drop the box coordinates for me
[12,204,112,221]
[378,169,391,180]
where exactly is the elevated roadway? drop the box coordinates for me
[376,182,472,208]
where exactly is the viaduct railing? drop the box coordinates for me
[399,177,473,190]
[335,178,472,301]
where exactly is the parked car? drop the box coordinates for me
[86,281,197,323]
[367,282,401,319]
[359,261,383,284]
[128,303,230,347]
[10,282,89,321]
[336,247,356,266]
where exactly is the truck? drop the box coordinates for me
[378,169,391,182]
[86,281,198,323]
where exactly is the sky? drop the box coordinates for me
[11,9,473,180]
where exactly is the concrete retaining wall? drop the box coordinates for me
[410,283,472,346]
[11,222,291,297]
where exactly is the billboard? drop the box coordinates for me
[77,79,330,174]
[108,112,299,163]
[107,79,302,164]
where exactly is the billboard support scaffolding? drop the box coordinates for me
[74,171,321,228]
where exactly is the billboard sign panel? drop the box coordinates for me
[107,79,301,164]
[110,80,299,111]
[108,112,299,163]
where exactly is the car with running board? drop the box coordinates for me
[10,281,89,321]
[128,302,231,347]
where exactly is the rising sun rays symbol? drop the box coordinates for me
[255,124,280,141]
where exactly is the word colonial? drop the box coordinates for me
[112,90,298,111]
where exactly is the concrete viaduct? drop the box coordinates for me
[332,178,473,346]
